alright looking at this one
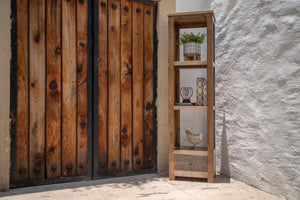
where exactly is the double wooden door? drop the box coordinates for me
[11,0,156,186]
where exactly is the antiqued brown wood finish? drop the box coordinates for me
[143,4,154,169]
[29,0,46,180]
[62,0,77,177]
[98,0,108,176]
[46,0,62,178]
[132,2,144,171]
[76,0,88,176]
[120,0,133,172]
[16,0,29,181]
[108,0,121,174]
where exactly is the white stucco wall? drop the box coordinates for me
[0,0,11,191]
[212,0,300,199]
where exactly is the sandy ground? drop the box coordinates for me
[0,173,283,200]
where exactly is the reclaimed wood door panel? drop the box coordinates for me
[96,0,155,177]
[46,0,62,178]
[13,0,89,184]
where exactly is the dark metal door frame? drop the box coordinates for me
[9,0,157,187]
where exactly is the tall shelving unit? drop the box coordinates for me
[168,11,216,182]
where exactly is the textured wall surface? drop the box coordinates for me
[212,0,300,199]
[157,0,176,172]
[0,0,11,191]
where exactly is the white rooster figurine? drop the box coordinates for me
[185,129,203,149]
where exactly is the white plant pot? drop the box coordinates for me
[183,42,201,56]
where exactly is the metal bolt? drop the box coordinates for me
[19,168,26,174]
[79,0,84,4]
[34,166,41,174]
[97,57,101,62]
[136,8,140,13]
[146,10,151,15]
[79,163,84,168]
[136,159,141,164]
[112,3,117,9]
[67,164,73,171]
[112,161,117,166]
[101,162,106,168]
[55,47,62,55]
[100,1,106,7]
[51,164,57,171]
[124,6,129,12]
[125,160,129,165]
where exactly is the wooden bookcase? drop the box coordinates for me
[168,11,216,182]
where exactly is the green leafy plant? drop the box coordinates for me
[178,32,206,44]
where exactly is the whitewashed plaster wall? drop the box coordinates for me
[0,0,11,191]
[212,0,300,199]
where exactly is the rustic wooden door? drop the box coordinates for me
[11,0,91,186]
[11,0,156,186]
[93,0,157,177]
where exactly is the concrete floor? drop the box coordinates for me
[0,173,282,200]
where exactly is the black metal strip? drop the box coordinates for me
[92,0,99,179]
[10,175,91,188]
[87,0,94,179]
[10,0,17,184]
[93,168,155,180]
[152,2,158,172]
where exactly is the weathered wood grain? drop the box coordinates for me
[143,4,154,169]
[120,0,132,172]
[29,0,46,179]
[62,0,77,177]
[174,155,207,172]
[132,2,144,170]
[76,0,88,176]
[108,0,121,174]
[46,0,62,178]
[98,0,108,176]
[16,0,29,181]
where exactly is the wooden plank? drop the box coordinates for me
[29,0,46,179]
[174,154,207,172]
[174,25,180,148]
[168,10,214,17]
[174,150,207,156]
[168,16,175,180]
[143,4,154,169]
[76,0,88,176]
[132,2,144,170]
[174,106,207,110]
[108,0,121,174]
[174,61,207,67]
[207,14,215,183]
[46,0,62,178]
[62,0,77,177]
[16,0,29,181]
[120,0,132,172]
[174,171,208,178]
[98,0,108,176]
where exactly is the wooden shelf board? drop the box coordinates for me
[168,11,214,17]
[174,170,208,179]
[174,106,207,110]
[174,61,207,69]
[174,148,207,156]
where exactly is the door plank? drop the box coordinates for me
[16,0,29,181]
[76,0,88,176]
[62,0,77,177]
[98,0,108,176]
[143,4,154,169]
[120,0,132,172]
[29,0,46,179]
[108,0,121,174]
[46,0,62,178]
[132,2,144,170]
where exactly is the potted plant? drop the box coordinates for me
[178,32,206,60]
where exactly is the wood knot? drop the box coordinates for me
[79,41,85,48]
[146,102,153,111]
[55,46,62,55]
[49,80,57,90]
